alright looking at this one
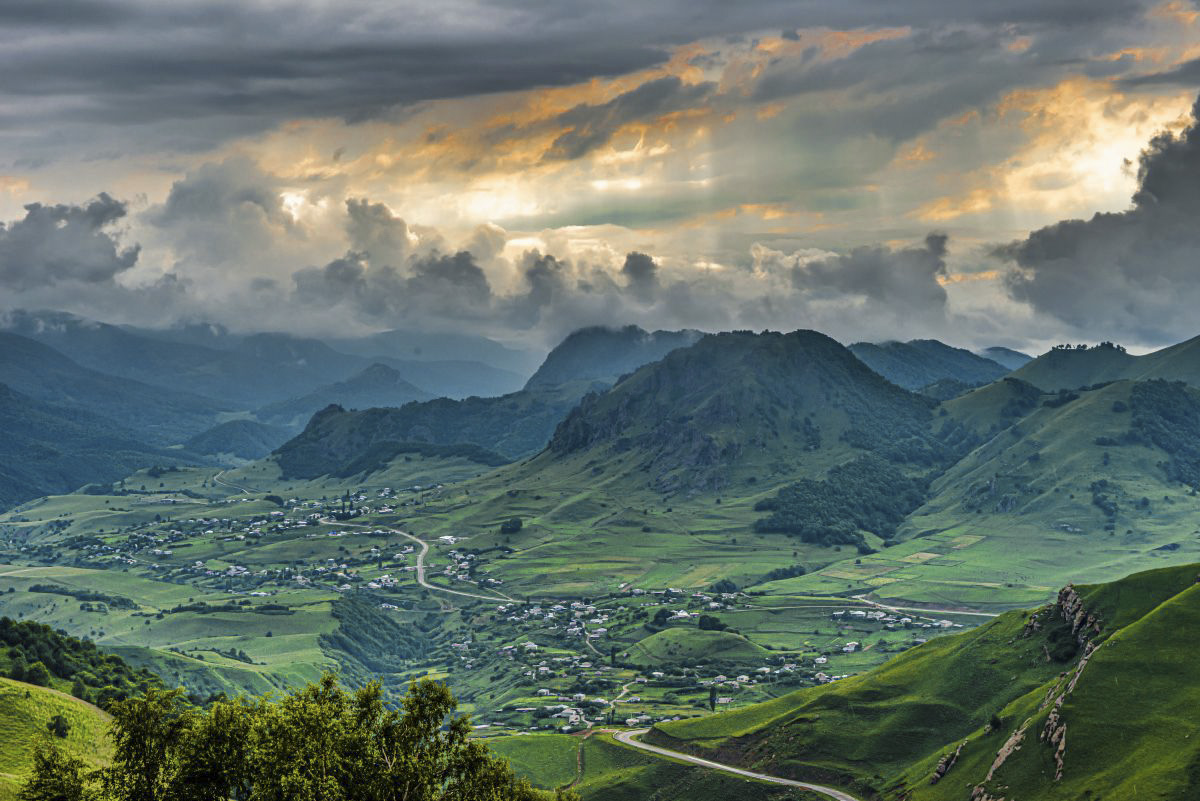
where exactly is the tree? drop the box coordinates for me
[102,687,189,801]
[708,686,718,712]
[499,517,523,535]
[47,715,70,739]
[18,742,92,801]
[697,615,726,632]
[22,674,575,801]
[24,661,51,686]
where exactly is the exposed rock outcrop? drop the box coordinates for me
[929,740,965,784]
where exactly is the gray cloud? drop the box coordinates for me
[346,198,413,263]
[1119,56,1200,88]
[792,233,949,313]
[292,246,493,325]
[0,0,1160,162]
[999,95,1200,344]
[621,251,659,302]
[147,156,297,268]
[0,194,139,290]
[544,76,715,161]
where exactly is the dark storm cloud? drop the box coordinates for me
[791,233,949,313]
[0,0,1158,157]
[0,194,139,289]
[544,76,716,161]
[620,251,659,302]
[999,95,1200,344]
[292,247,493,323]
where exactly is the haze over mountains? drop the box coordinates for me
[4,304,1200,513]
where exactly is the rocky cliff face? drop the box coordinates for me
[970,583,1106,798]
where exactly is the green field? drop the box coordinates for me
[0,678,111,800]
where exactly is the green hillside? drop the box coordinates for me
[256,362,434,429]
[0,331,228,444]
[625,628,770,667]
[489,732,827,801]
[0,678,112,800]
[0,383,202,510]
[544,330,953,495]
[524,326,700,390]
[649,563,1200,801]
[185,419,292,460]
[1012,336,1200,391]
[848,339,1010,391]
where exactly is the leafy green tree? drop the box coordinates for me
[24,661,51,687]
[102,688,189,801]
[18,742,93,801]
[22,675,574,801]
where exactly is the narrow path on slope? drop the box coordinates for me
[322,519,513,603]
[851,594,1000,619]
[211,470,253,495]
[612,729,862,801]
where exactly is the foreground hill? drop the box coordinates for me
[0,678,112,799]
[257,363,434,429]
[524,325,700,390]
[0,383,200,509]
[649,562,1200,801]
[848,339,1010,391]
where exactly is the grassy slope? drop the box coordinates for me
[774,379,1200,609]
[626,628,770,667]
[650,563,1200,800]
[0,678,111,800]
[1011,335,1200,391]
[489,733,826,801]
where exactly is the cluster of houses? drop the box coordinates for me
[831,608,962,631]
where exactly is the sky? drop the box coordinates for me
[2,0,1200,354]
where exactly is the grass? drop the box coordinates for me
[0,678,111,800]
[486,733,581,789]
[650,562,1200,801]
[625,628,770,667]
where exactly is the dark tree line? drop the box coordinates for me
[753,455,928,547]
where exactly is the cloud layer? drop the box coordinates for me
[1000,95,1200,344]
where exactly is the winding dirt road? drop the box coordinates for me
[322,519,513,603]
[211,470,253,495]
[613,729,861,801]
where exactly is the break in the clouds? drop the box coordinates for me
[2,1,1200,351]
[1000,95,1200,345]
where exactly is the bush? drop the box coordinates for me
[46,715,70,739]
